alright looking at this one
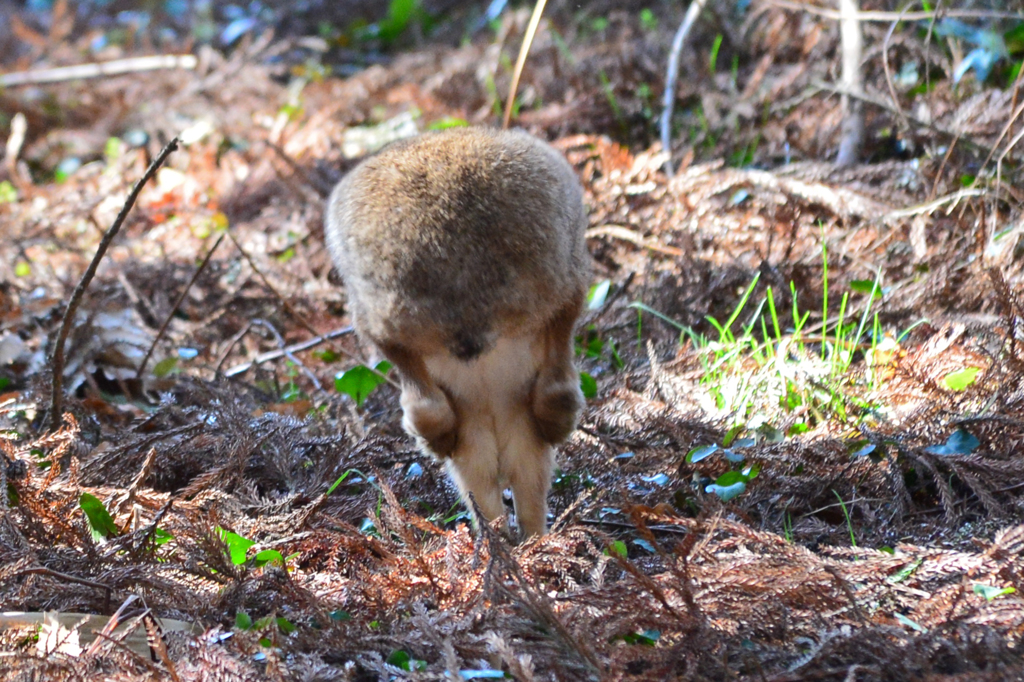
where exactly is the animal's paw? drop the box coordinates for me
[401,391,458,458]
[531,370,583,444]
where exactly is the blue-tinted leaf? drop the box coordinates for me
[221,16,258,44]
[641,473,670,486]
[722,449,745,463]
[895,612,927,633]
[925,429,979,456]
[851,443,876,458]
[686,444,718,463]
[460,670,506,679]
[633,538,655,553]
[587,279,612,310]
[973,583,1016,601]
[706,481,746,501]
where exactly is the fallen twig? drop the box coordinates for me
[135,232,226,379]
[768,1,1023,22]
[48,138,179,429]
[0,54,198,88]
[15,567,113,611]
[660,0,710,177]
[223,326,354,378]
[586,225,685,257]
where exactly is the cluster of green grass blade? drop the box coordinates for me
[636,244,890,435]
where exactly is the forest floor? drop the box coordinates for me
[2,1,1024,680]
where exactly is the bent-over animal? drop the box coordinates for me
[324,127,589,539]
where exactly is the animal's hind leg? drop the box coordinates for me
[446,423,506,532]
[506,421,555,539]
[530,297,585,444]
[377,341,458,458]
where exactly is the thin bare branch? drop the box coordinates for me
[660,0,710,176]
[135,231,226,379]
[48,137,179,429]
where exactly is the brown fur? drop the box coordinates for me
[325,127,589,538]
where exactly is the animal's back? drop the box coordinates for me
[325,127,588,360]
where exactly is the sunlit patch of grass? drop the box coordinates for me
[634,255,889,435]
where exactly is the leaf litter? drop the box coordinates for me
[1,1,1024,680]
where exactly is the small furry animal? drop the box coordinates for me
[325,127,590,538]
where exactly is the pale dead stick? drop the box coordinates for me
[502,0,549,129]
[48,138,179,429]
[661,0,712,177]
[135,231,226,379]
[0,54,198,88]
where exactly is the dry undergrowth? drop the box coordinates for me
[2,1,1024,680]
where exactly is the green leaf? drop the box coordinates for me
[275,617,296,634]
[386,649,426,672]
[722,425,743,447]
[973,583,1016,601]
[276,247,296,263]
[104,137,123,164]
[0,180,18,204]
[335,361,391,406]
[639,8,658,31]
[605,540,628,558]
[579,371,597,399]
[313,349,340,363]
[152,357,178,378]
[326,469,357,496]
[377,0,419,43]
[849,280,884,298]
[942,367,981,391]
[886,558,922,584]
[428,117,469,130]
[217,528,256,565]
[236,611,253,630]
[253,549,285,567]
[924,429,980,456]
[153,528,174,546]
[14,261,30,277]
[79,493,119,541]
